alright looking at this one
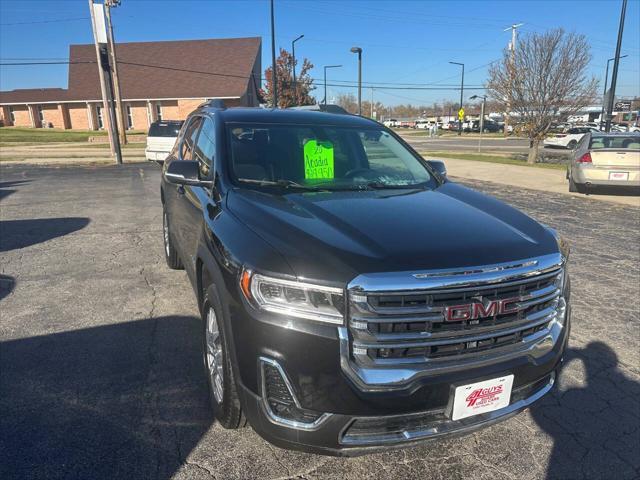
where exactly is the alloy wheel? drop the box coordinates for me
[205,307,224,403]
[163,211,170,257]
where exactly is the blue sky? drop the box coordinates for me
[1,0,638,106]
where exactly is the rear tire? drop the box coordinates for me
[163,208,183,270]
[568,173,586,193]
[202,287,246,429]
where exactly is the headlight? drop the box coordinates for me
[240,270,345,324]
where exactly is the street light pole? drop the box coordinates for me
[291,34,304,106]
[270,0,278,108]
[600,54,628,130]
[605,0,628,132]
[350,46,362,115]
[471,94,487,152]
[449,61,464,136]
[323,65,342,105]
[371,87,374,118]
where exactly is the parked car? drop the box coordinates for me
[544,127,597,149]
[160,104,571,456]
[414,119,430,129]
[567,132,640,193]
[145,120,184,162]
[382,119,398,128]
[470,119,504,133]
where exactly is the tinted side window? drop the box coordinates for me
[193,117,215,178]
[180,117,203,160]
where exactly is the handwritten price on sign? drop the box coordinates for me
[304,140,335,180]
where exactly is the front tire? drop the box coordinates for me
[202,287,246,429]
[163,208,183,270]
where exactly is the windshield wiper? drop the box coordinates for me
[356,181,428,190]
[237,178,330,192]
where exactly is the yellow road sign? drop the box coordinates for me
[458,108,465,120]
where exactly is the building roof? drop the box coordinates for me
[0,88,69,104]
[0,37,261,104]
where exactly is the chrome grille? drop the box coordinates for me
[348,267,564,366]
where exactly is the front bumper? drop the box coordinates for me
[230,298,570,455]
[145,149,170,162]
[240,365,562,456]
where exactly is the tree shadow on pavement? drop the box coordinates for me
[0,217,90,252]
[531,342,640,480]
[0,179,31,202]
[0,274,15,302]
[0,316,213,480]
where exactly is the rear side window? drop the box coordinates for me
[148,121,182,137]
[590,136,640,150]
[180,117,203,160]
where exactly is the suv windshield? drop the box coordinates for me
[148,121,183,137]
[228,124,436,191]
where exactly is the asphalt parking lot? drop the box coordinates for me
[1,162,639,480]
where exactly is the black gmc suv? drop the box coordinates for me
[160,104,571,456]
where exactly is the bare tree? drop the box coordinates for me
[487,29,598,163]
[261,48,316,108]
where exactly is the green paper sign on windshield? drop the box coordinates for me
[304,140,334,180]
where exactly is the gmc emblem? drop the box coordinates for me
[443,297,520,322]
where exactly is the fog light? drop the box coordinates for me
[259,357,331,429]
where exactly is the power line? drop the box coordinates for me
[0,59,489,91]
[0,17,89,26]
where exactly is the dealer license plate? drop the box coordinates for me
[451,375,514,421]
[609,171,629,181]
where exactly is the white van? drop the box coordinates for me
[145,120,184,162]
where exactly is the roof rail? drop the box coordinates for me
[199,99,226,110]
[288,104,350,115]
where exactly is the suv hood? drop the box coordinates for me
[227,182,558,285]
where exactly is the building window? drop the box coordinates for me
[96,105,104,129]
[38,106,45,126]
[9,107,15,123]
[126,105,133,130]
[156,103,162,121]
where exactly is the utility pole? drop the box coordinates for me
[503,23,523,137]
[270,0,278,108]
[605,0,627,132]
[105,0,126,145]
[88,0,121,164]
[291,34,304,106]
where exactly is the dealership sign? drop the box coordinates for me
[615,101,631,112]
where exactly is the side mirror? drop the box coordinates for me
[427,160,447,178]
[164,160,212,188]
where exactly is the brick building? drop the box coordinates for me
[0,37,262,130]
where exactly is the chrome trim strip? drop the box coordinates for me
[259,357,332,431]
[355,306,557,344]
[338,318,563,391]
[348,253,564,293]
[340,372,555,446]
